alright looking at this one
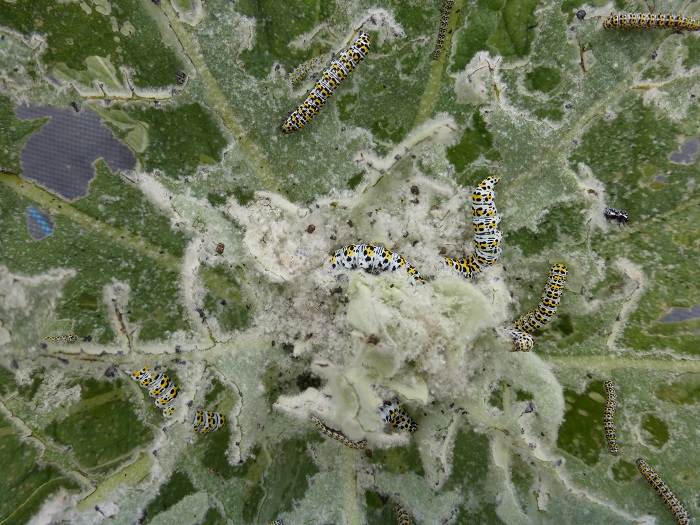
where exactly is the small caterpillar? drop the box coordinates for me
[443,176,503,280]
[510,263,568,351]
[604,206,629,225]
[268,521,283,525]
[636,459,691,525]
[604,12,700,31]
[282,31,370,133]
[288,53,329,86]
[311,416,367,449]
[395,503,416,525]
[381,401,418,432]
[433,0,455,60]
[44,334,77,343]
[192,410,227,433]
[130,367,180,417]
[603,380,619,455]
[329,243,427,284]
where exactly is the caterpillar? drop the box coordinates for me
[288,53,330,86]
[329,243,427,284]
[381,401,419,432]
[268,521,284,525]
[443,176,503,280]
[509,263,567,351]
[44,334,77,343]
[604,206,629,225]
[603,380,619,455]
[311,416,367,449]
[636,459,691,525]
[604,12,700,30]
[433,0,455,60]
[507,329,534,352]
[281,31,371,133]
[395,503,416,525]
[130,367,180,417]
[192,410,227,433]
[514,263,567,333]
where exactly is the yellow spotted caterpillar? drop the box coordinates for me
[395,503,416,524]
[444,176,503,279]
[604,12,700,30]
[433,0,455,59]
[329,243,427,284]
[130,367,180,417]
[636,459,691,525]
[603,380,619,455]
[510,330,534,352]
[282,31,370,133]
[508,263,567,351]
[192,410,226,433]
[381,401,418,432]
[311,416,367,449]
[44,334,77,343]
[288,53,330,86]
